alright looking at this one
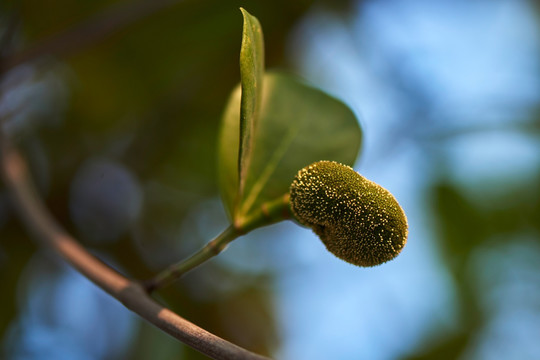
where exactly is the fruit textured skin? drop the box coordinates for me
[290,161,408,267]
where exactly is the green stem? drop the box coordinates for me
[145,194,291,293]
[144,225,240,293]
[235,193,292,233]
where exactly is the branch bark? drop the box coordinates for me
[0,135,271,360]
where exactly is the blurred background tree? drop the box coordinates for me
[1,0,540,359]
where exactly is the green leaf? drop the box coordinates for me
[238,8,264,215]
[219,71,362,223]
[218,85,243,219]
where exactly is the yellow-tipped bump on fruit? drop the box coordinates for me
[289,161,408,267]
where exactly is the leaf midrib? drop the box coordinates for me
[239,117,302,216]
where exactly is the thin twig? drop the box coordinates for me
[0,0,182,72]
[0,135,271,360]
[146,194,292,292]
[144,225,240,293]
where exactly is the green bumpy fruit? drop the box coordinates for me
[289,161,408,267]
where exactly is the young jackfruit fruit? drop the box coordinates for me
[289,161,408,267]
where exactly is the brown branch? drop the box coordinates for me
[0,136,272,360]
[0,0,182,72]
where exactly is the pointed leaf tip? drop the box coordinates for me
[237,8,264,217]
